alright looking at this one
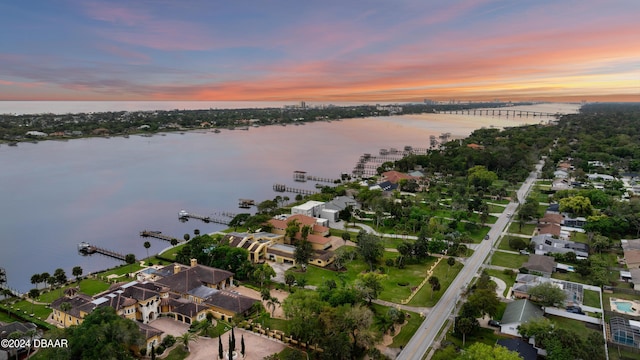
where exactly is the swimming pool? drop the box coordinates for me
[614,301,635,313]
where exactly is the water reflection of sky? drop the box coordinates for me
[0,108,577,292]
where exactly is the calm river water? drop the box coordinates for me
[0,103,578,292]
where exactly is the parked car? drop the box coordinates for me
[488,319,501,327]
[566,306,585,315]
[519,250,530,255]
[484,235,490,240]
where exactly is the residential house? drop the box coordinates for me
[291,201,325,218]
[221,232,282,263]
[499,299,544,337]
[610,317,640,349]
[0,322,38,360]
[530,234,589,258]
[512,274,584,306]
[381,170,416,184]
[268,214,332,250]
[522,255,557,277]
[621,239,640,269]
[496,338,537,360]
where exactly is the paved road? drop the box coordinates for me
[396,160,543,360]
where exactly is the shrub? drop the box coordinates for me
[162,335,176,347]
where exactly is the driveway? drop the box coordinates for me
[149,318,287,359]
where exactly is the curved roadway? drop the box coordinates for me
[396,160,543,360]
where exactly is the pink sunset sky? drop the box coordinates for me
[1,0,638,102]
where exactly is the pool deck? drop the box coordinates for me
[610,298,640,316]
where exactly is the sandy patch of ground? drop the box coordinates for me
[233,286,290,319]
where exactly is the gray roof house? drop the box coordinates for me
[522,254,557,277]
[500,299,544,337]
[531,234,589,258]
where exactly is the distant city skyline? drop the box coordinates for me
[1,1,638,102]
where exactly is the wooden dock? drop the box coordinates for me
[140,230,182,243]
[77,242,126,261]
[273,183,318,195]
[178,210,230,225]
[293,170,339,184]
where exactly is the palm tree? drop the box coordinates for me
[125,254,136,277]
[40,272,50,289]
[184,233,191,241]
[177,331,198,352]
[30,273,41,290]
[72,266,83,282]
[457,317,474,347]
[143,241,151,260]
[27,288,39,315]
[60,301,72,327]
[170,238,178,246]
[266,296,280,317]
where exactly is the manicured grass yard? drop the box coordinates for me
[488,203,506,213]
[291,252,438,303]
[546,314,601,338]
[97,263,144,278]
[490,251,528,269]
[9,300,52,320]
[484,269,517,298]
[507,223,536,236]
[583,289,602,308]
[497,236,530,251]
[78,278,111,295]
[389,310,422,348]
[407,259,463,307]
[0,310,16,323]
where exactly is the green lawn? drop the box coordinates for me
[497,236,530,251]
[407,260,463,307]
[446,326,509,350]
[571,231,589,244]
[289,253,438,303]
[97,263,144,279]
[163,346,189,360]
[583,289,601,308]
[488,204,506,213]
[7,300,52,320]
[78,278,111,295]
[389,310,422,348]
[484,269,517,298]
[546,314,601,338]
[0,310,16,323]
[490,251,528,269]
[507,223,536,236]
[158,243,188,259]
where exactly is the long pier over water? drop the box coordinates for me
[437,109,559,117]
[77,242,126,262]
[178,210,231,225]
[140,230,182,243]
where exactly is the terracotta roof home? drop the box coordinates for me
[538,212,564,226]
[466,143,485,150]
[537,223,562,237]
[381,171,415,184]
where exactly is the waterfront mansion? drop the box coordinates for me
[50,259,257,353]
